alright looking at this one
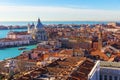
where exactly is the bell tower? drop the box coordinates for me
[98,26,102,51]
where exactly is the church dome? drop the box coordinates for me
[36,18,44,29]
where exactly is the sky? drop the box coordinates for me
[0,0,120,21]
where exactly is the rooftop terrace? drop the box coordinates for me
[100,61,120,68]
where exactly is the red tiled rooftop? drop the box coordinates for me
[69,59,95,80]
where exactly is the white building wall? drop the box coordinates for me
[105,28,119,32]
[7,34,16,39]
[7,34,32,40]
[100,67,120,80]
[16,35,32,40]
[0,39,30,47]
[89,71,98,80]
[88,61,100,80]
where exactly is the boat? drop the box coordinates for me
[18,47,27,50]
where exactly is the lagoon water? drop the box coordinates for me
[0,21,112,60]
[0,45,36,60]
[0,29,37,60]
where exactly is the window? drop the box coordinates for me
[100,75,102,80]
[109,76,112,80]
[104,75,107,80]
[114,76,118,80]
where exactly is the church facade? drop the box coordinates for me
[28,18,48,42]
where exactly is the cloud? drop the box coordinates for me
[0,5,120,21]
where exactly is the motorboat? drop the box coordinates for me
[18,47,27,50]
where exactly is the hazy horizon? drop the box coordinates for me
[0,0,120,21]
